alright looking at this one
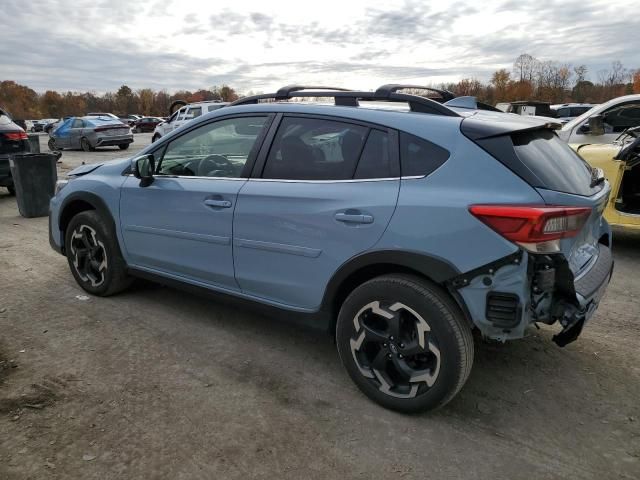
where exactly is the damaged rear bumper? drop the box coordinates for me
[450,245,613,346]
[552,246,613,346]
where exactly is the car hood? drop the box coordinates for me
[67,156,130,177]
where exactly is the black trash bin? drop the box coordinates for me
[27,134,40,153]
[9,153,58,218]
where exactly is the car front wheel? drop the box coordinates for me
[65,211,132,296]
[336,274,474,413]
[118,144,130,150]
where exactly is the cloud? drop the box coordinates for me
[0,0,638,94]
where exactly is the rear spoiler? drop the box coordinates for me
[460,113,562,140]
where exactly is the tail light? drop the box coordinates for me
[3,132,28,141]
[469,205,592,253]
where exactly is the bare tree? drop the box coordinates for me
[513,53,538,83]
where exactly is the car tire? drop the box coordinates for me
[152,134,161,143]
[118,144,130,150]
[65,210,132,297]
[80,137,94,152]
[135,127,142,134]
[48,138,58,151]
[336,274,474,413]
[7,184,15,196]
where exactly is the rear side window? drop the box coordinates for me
[512,130,594,196]
[263,117,367,180]
[399,132,449,177]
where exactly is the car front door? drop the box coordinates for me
[119,115,272,289]
[572,101,640,143]
[233,115,401,310]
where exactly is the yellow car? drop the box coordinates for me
[572,128,640,230]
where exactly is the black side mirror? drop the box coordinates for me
[132,154,155,187]
[587,115,605,136]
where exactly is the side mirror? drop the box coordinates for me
[587,115,605,136]
[132,154,155,187]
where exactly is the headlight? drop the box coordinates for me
[55,179,69,195]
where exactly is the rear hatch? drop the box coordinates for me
[462,112,609,278]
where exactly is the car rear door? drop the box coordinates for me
[68,118,85,148]
[119,114,272,290]
[233,114,400,310]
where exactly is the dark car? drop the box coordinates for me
[0,108,29,195]
[118,114,142,127]
[44,117,71,135]
[132,117,163,133]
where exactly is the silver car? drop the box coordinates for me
[49,116,133,151]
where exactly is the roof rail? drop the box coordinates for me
[375,84,456,102]
[274,85,354,99]
[230,85,460,117]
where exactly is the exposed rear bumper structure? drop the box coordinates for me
[452,244,613,346]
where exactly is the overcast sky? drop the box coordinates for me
[2,0,638,94]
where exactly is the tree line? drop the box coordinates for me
[1,53,639,120]
[0,83,240,120]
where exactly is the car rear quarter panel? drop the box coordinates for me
[376,135,545,273]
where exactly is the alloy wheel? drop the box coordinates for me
[349,301,441,399]
[69,224,108,287]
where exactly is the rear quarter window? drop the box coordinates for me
[399,132,449,177]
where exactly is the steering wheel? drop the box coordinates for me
[198,154,233,176]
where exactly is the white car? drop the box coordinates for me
[550,103,597,124]
[152,101,228,142]
[558,95,640,144]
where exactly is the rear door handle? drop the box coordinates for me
[335,212,374,224]
[204,199,232,208]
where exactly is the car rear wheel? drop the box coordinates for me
[48,138,58,151]
[80,137,94,152]
[65,210,132,296]
[135,127,142,133]
[118,144,130,150]
[336,274,474,413]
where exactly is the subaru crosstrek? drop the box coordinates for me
[49,85,613,412]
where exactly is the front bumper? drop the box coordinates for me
[48,195,64,255]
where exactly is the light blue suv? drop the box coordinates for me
[49,85,613,412]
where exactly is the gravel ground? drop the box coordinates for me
[0,134,638,479]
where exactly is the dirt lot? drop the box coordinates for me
[0,135,639,479]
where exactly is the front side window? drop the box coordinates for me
[263,117,368,180]
[176,107,187,122]
[157,116,268,178]
[602,103,640,133]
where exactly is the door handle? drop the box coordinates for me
[335,212,374,224]
[204,199,232,208]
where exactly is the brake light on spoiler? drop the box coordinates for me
[469,205,592,253]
